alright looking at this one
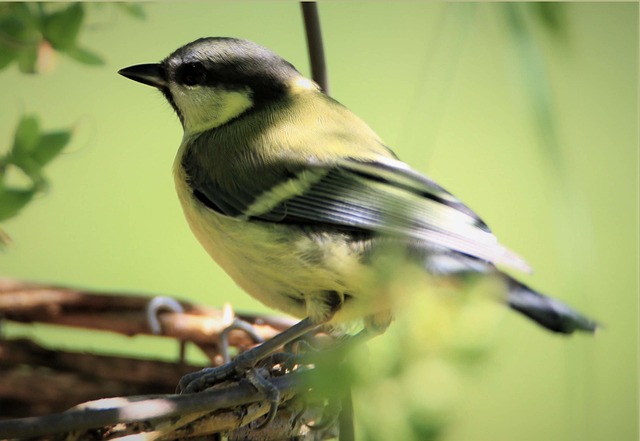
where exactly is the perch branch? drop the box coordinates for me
[0,367,329,440]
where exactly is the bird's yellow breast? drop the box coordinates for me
[173,143,391,325]
[170,89,400,325]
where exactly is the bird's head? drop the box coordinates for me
[119,37,317,135]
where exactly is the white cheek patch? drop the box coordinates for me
[171,84,254,135]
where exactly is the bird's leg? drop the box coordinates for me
[177,317,320,394]
[298,314,389,366]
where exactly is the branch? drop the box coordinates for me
[0,366,336,440]
[0,279,341,439]
[0,278,296,361]
[0,338,199,418]
[301,2,329,94]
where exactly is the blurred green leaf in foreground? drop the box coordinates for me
[310,246,505,441]
[501,2,568,169]
[0,114,72,231]
[0,3,145,73]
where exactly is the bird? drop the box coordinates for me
[118,37,597,360]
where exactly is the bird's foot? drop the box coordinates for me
[177,350,305,432]
[176,316,322,431]
[246,367,281,428]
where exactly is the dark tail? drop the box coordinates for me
[506,277,598,334]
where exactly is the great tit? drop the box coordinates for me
[119,37,597,335]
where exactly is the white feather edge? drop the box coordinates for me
[240,168,328,219]
[239,164,532,274]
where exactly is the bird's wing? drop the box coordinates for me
[186,154,531,272]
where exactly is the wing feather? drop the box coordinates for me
[185,150,531,272]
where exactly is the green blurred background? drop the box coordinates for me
[0,2,637,440]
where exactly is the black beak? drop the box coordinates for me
[118,63,166,88]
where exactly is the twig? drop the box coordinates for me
[0,278,295,356]
[0,368,319,439]
[0,338,199,418]
[0,278,339,439]
[301,2,329,94]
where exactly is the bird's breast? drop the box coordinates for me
[172,148,392,324]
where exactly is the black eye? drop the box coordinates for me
[178,62,206,86]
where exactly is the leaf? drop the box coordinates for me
[7,151,44,184]
[0,4,40,41]
[0,48,17,70]
[16,44,38,73]
[530,3,567,39]
[42,3,84,51]
[0,188,35,222]
[9,115,44,178]
[66,45,105,65]
[0,6,41,71]
[6,3,38,28]
[32,130,71,165]
[502,3,563,168]
[117,3,146,20]
[12,115,40,154]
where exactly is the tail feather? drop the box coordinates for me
[506,277,598,334]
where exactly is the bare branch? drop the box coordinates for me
[0,278,340,439]
[301,2,329,94]
[0,367,332,440]
[0,278,296,359]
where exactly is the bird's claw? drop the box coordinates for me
[246,368,281,429]
[177,365,234,394]
[178,315,267,394]
[178,363,282,427]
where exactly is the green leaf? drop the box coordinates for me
[0,188,35,222]
[9,115,44,178]
[117,3,146,20]
[8,151,44,184]
[530,3,567,39]
[66,45,105,65]
[0,6,41,71]
[0,4,40,41]
[502,3,563,168]
[16,44,38,73]
[42,3,84,51]
[7,3,38,28]
[32,130,71,165]
[0,48,17,70]
[12,115,40,154]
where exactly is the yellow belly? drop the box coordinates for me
[173,151,389,325]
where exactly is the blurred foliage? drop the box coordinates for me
[311,250,505,441]
[0,3,145,247]
[529,2,567,39]
[0,114,71,227]
[0,2,145,73]
[500,3,567,168]
[114,3,146,21]
[321,6,575,428]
